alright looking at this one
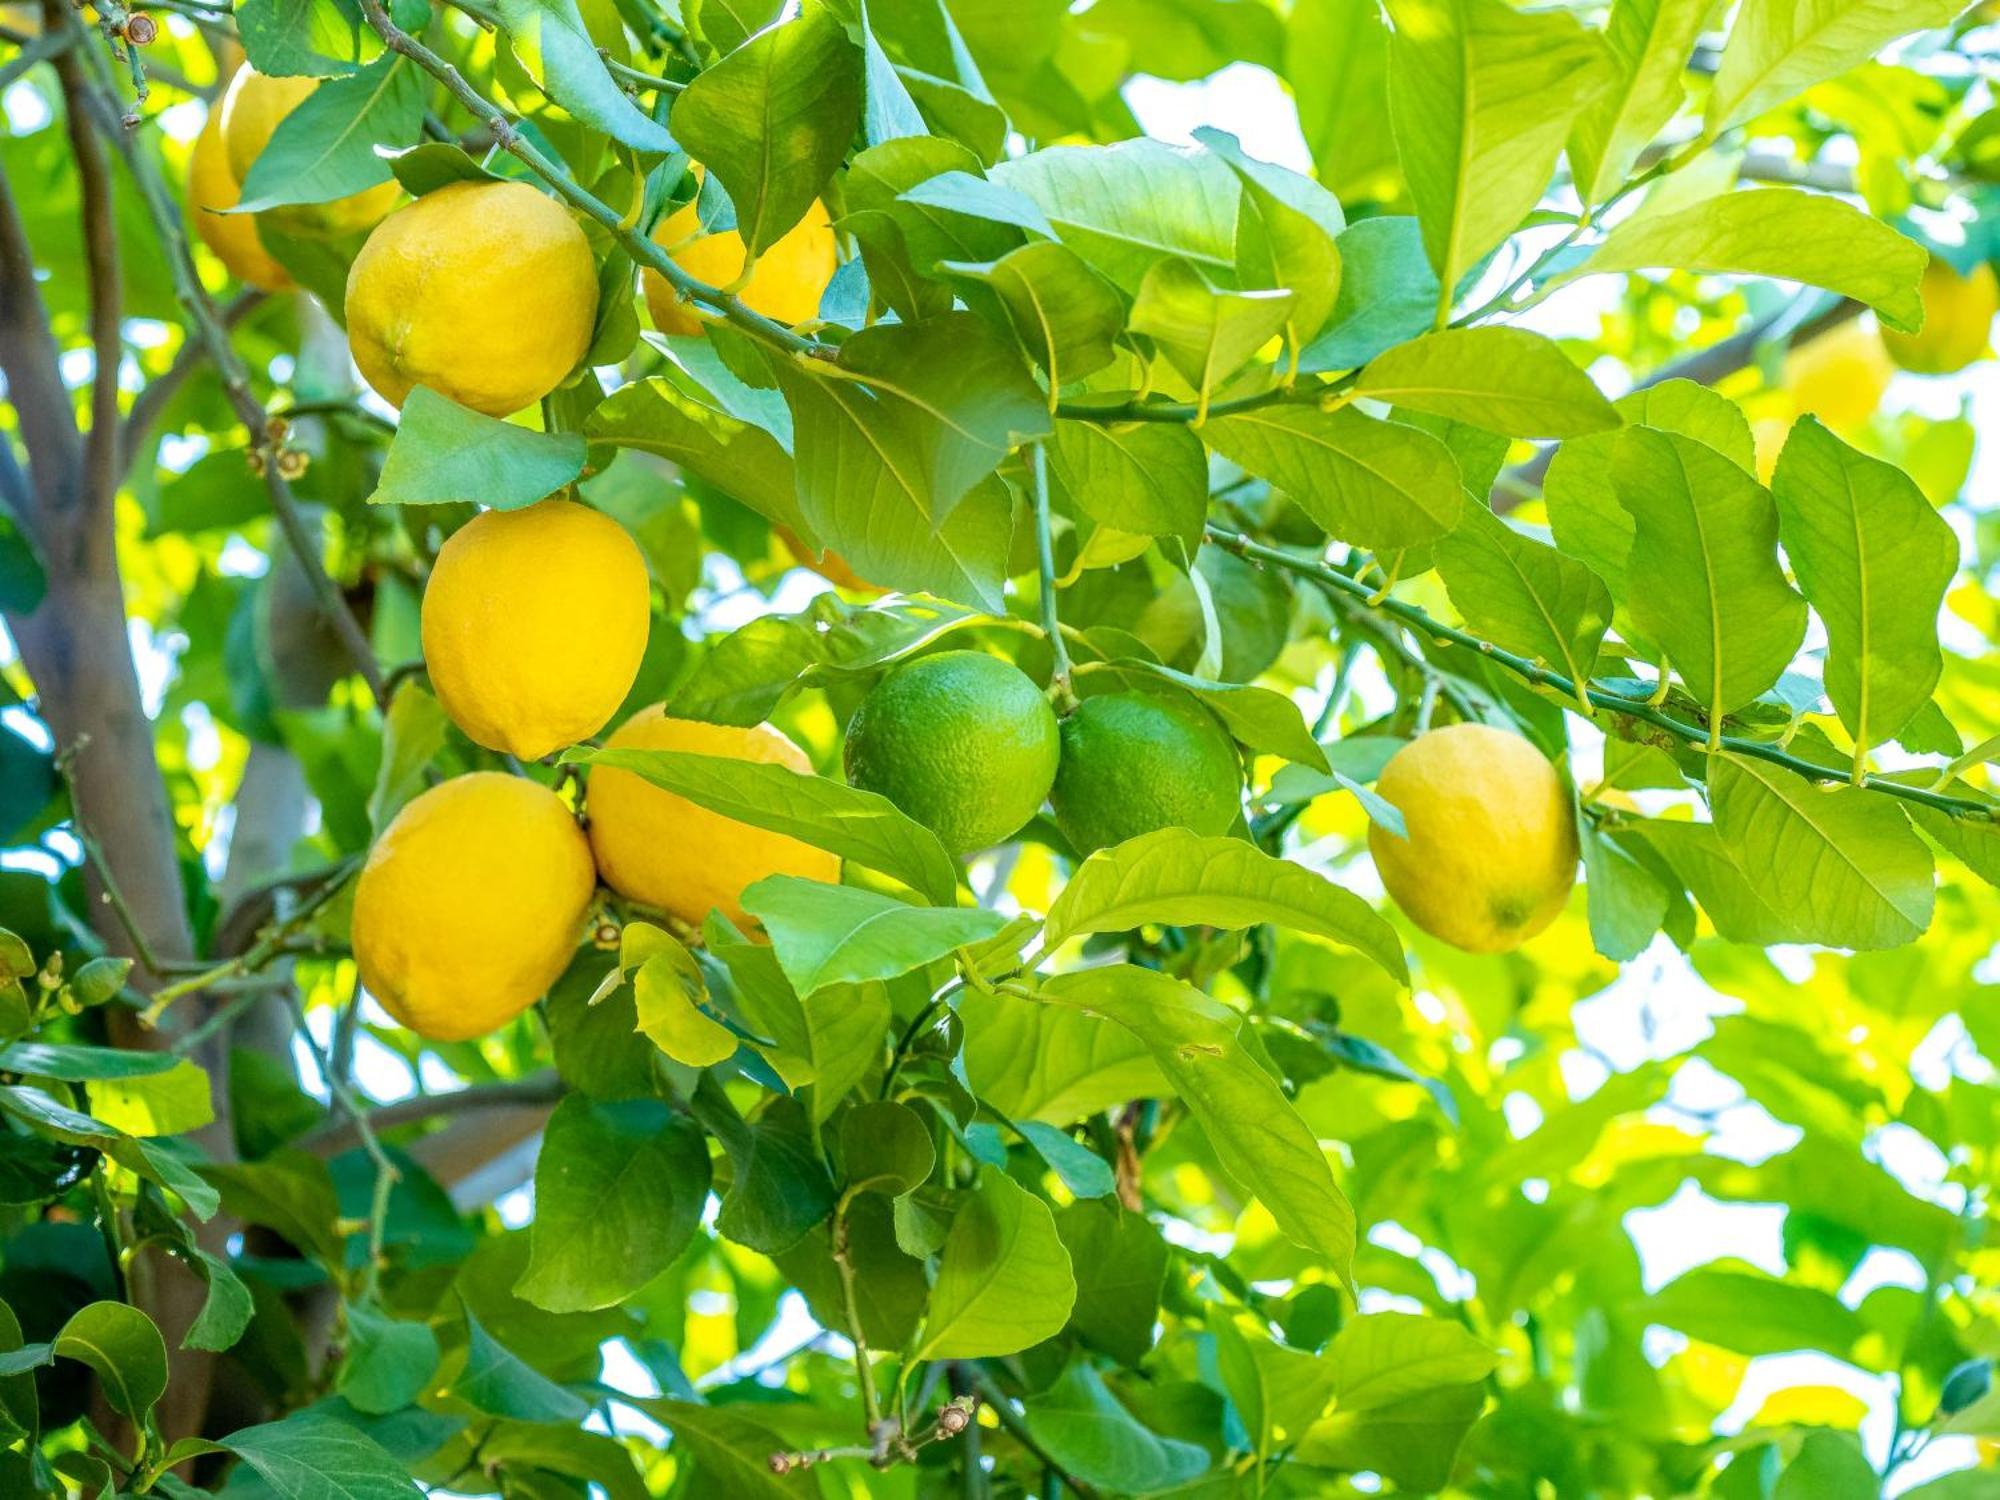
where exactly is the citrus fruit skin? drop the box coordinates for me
[352,772,595,1041]
[843,651,1060,854]
[218,69,401,237]
[346,180,600,418]
[188,108,292,292]
[587,708,841,927]
[1782,319,1892,436]
[1049,691,1242,854]
[643,195,836,336]
[1367,723,1578,955]
[420,500,650,760]
[1880,257,1999,375]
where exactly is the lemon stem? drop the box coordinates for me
[1031,443,1077,712]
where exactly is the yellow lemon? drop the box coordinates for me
[587,708,841,928]
[421,499,651,760]
[188,109,292,293]
[352,772,595,1041]
[1782,319,1892,436]
[346,180,600,417]
[1880,256,1999,375]
[642,194,836,336]
[1750,415,1791,486]
[1367,723,1578,955]
[218,68,401,237]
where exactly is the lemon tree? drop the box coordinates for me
[2,0,2000,1496]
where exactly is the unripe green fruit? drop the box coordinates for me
[1050,691,1242,854]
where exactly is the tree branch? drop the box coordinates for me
[50,2,123,522]
[121,290,267,475]
[300,1073,568,1157]
[1204,523,1997,823]
[0,163,82,544]
[58,18,388,707]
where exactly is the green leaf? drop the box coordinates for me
[1647,1264,1864,1357]
[690,1083,836,1255]
[86,1059,214,1138]
[235,0,371,78]
[773,370,1017,611]
[941,242,1125,389]
[1095,661,1330,772]
[1582,825,1671,962]
[915,1170,1076,1360]
[625,1401,794,1498]
[1611,426,1807,725]
[516,1096,710,1313]
[1021,1361,1209,1494]
[1299,216,1439,373]
[0,1041,175,1080]
[670,8,861,257]
[200,1152,346,1269]
[367,681,447,834]
[380,141,502,197]
[1128,257,1294,396]
[959,991,1166,1125]
[585,373,808,537]
[1326,1311,1498,1409]
[183,1248,254,1354]
[858,0,927,144]
[0,1083,123,1145]
[117,1136,222,1221]
[235,56,422,211]
[840,1100,934,1196]
[372,388,587,509]
[989,138,1241,292]
[617,925,737,1067]
[336,1303,440,1415]
[1435,505,1612,696]
[706,926,891,1122]
[1055,1202,1167,1366]
[0,1134,95,1206]
[743,876,1009,995]
[565,744,958,903]
[1569,0,1709,206]
[1574,187,1928,333]
[1196,127,1346,344]
[1295,1382,1489,1491]
[496,0,675,151]
[1050,421,1208,554]
[1038,967,1356,1270]
[1774,1432,1878,1500]
[1213,1314,1340,1460]
[1288,0,1397,202]
[1043,827,1405,983]
[1544,378,1754,595]
[55,1302,168,1422]
[1354,327,1620,439]
[797,311,1051,525]
[1771,418,1957,755]
[452,1301,591,1423]
[1206,405,1463,550]
[220,1412,424,1500]
[1386,0,1612,313]
[1704,0,1965,139]
[1708,755,1933,950]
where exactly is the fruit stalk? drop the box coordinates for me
[1030,442,1076,710]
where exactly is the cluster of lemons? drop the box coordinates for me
[193,66,2000,1024]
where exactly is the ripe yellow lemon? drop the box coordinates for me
[346,180,600,418]
[1782,319,1892,436]
[642,194,836,336]
[352,772,596,1041]
[1880,257,1999,375]
[218,68,401,237]
[188,109,292,292]
[421,499,651,760]
[586,708,841,928]
[1367,723,1578,954]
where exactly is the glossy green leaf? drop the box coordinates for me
[1353,327,1620,439]
[1611,426,1807,724]
[1128,257,1295,396]
[630,932,736,1068]
[54,1302,168,1421]
[1704,0,1965,138]
[584,374,809,537]
[452,1301,591,1423]
[1050,420,1208,554]
[371,388,587,510]
[1055,1202,1168,1366]
[1575,187,1927,333]
[742,875,1008,996]
[1196,126,1345,344]
[915,1170,1076,1359]
[1771,418,1957,754]
[516,1096,710,1313]
[1435,504,1612,694]
[670,8,861,256]
[1038,967,1356,1270]
[1206,405,1464,550]
[1022,1361,1209,1493]
[565,744,957,903]
[1569,0,1708,205]
[235,56,422,211]
[336,1303,440,1415]
[1213,1314,1340,1460]
[1043,827,1405,983]
[840,1100,935,1197]
[959,990,1166,1124]
[220,1413,424,1500]
[941,242,1126,388]
[1327,1311,1498,1409]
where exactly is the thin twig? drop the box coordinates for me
[1205,524,1998,822]
[290,992,400,1295]
[300,1072,567,1155]
[1030,443,1075,710]
[121,289,267,473]
[0,25,74,91]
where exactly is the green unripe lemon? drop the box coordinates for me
[843,650,1060,854]
[1050,691,1242,854]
